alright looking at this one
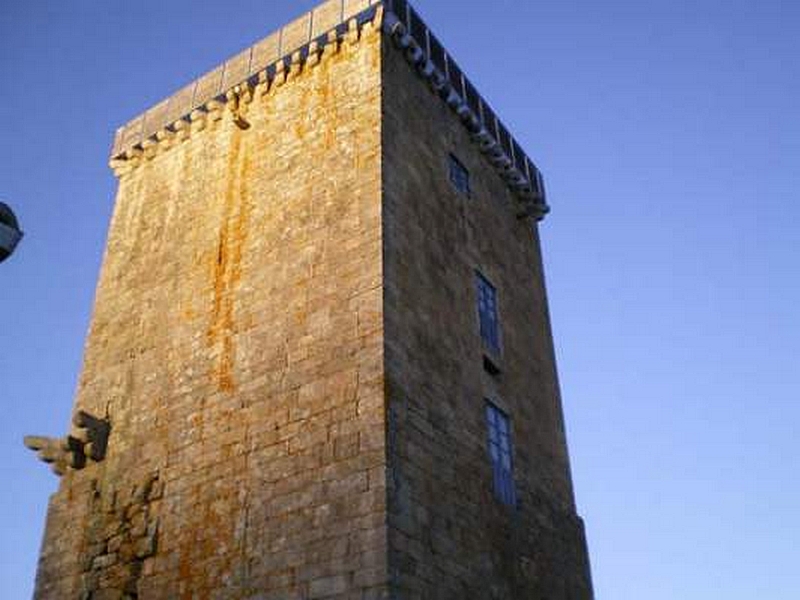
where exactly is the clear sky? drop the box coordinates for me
[1,0,798,598]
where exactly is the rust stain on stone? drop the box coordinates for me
[207,127,252,393]
[177,484,243,599]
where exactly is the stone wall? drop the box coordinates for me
[381,33,594,599]
[32,4,593,597]
[34,15,387,600]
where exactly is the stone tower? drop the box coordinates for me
[27,1,593,598]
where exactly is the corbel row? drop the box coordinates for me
[110,7,384,179]
[382,9,550,221]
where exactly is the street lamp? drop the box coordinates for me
[0,202,23,263]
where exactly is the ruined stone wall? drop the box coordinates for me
[381,35,594,599]
[34,18,387,600]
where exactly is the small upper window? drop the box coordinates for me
[486,401,516,506]
[449,154,470,195]
[476,272,501,355]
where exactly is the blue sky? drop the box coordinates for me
[1,0,798,598]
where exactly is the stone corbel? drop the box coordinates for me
[504,169,527,187]
[173,118,190,142]
[382,10,403,37]
[256,70,271,97]
[226,85,252,130]
[306,41,321,68]
[345,18,360,45]
[272,60,287,88]
[361,4,383,38]
[461,111,482,134]
[417,59,436,79]
[517,199,550,222]
[473,130,497,153]
[405,41,424,66]
[373,5,385,30]
[428,70,448,95]
[287,51,304,81]
[322,30,341,59]
[73,411,111,462]
[206,99,225,122]
[109,158,131,178]
[444,88,463,110]
[455,101,472,122]
[141,139,158,160]
[190,109,207,132]
[124,147,143,161]
[155,128,175,150]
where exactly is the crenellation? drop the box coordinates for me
[107,0,545,224]
[110,0,382,161]
[110,7,383,182]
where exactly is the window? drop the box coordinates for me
[448,154,470,195]
[486,402,516,506]
[476,272,501,356]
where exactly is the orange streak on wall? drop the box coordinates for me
[207,128,252,393]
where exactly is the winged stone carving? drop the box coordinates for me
[24,410,111,476]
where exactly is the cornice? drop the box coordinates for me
[109,5,383,179]
[109,0,549,221]
[382,0,548,220]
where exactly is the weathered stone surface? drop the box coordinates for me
[33,16,385,600]
[381,30,592,598]
[30,2,591,599]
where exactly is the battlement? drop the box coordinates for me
[110,0,549,219]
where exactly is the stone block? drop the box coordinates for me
[309,574,349,598]
[142,98,171,140]
[194,65,224,107]
[281,13,313,56]
[312,0,343,39]
[251,31,281,76]
[343,0,371,22]
[164,82,196,126]
[222,47,252,91]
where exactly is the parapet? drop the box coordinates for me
[109,0,549,220]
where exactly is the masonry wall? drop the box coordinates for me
[381,36,594,599]
[33,9,594,598]
[34,23,388,600]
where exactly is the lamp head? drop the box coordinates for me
[0,202,23,263]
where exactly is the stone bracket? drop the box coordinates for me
[226,85,253,130]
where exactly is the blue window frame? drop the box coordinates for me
[486,402,516,506]
[449,154,470,195]
[476,272,501,355]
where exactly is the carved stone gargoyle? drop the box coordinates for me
[24,410,111,476]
